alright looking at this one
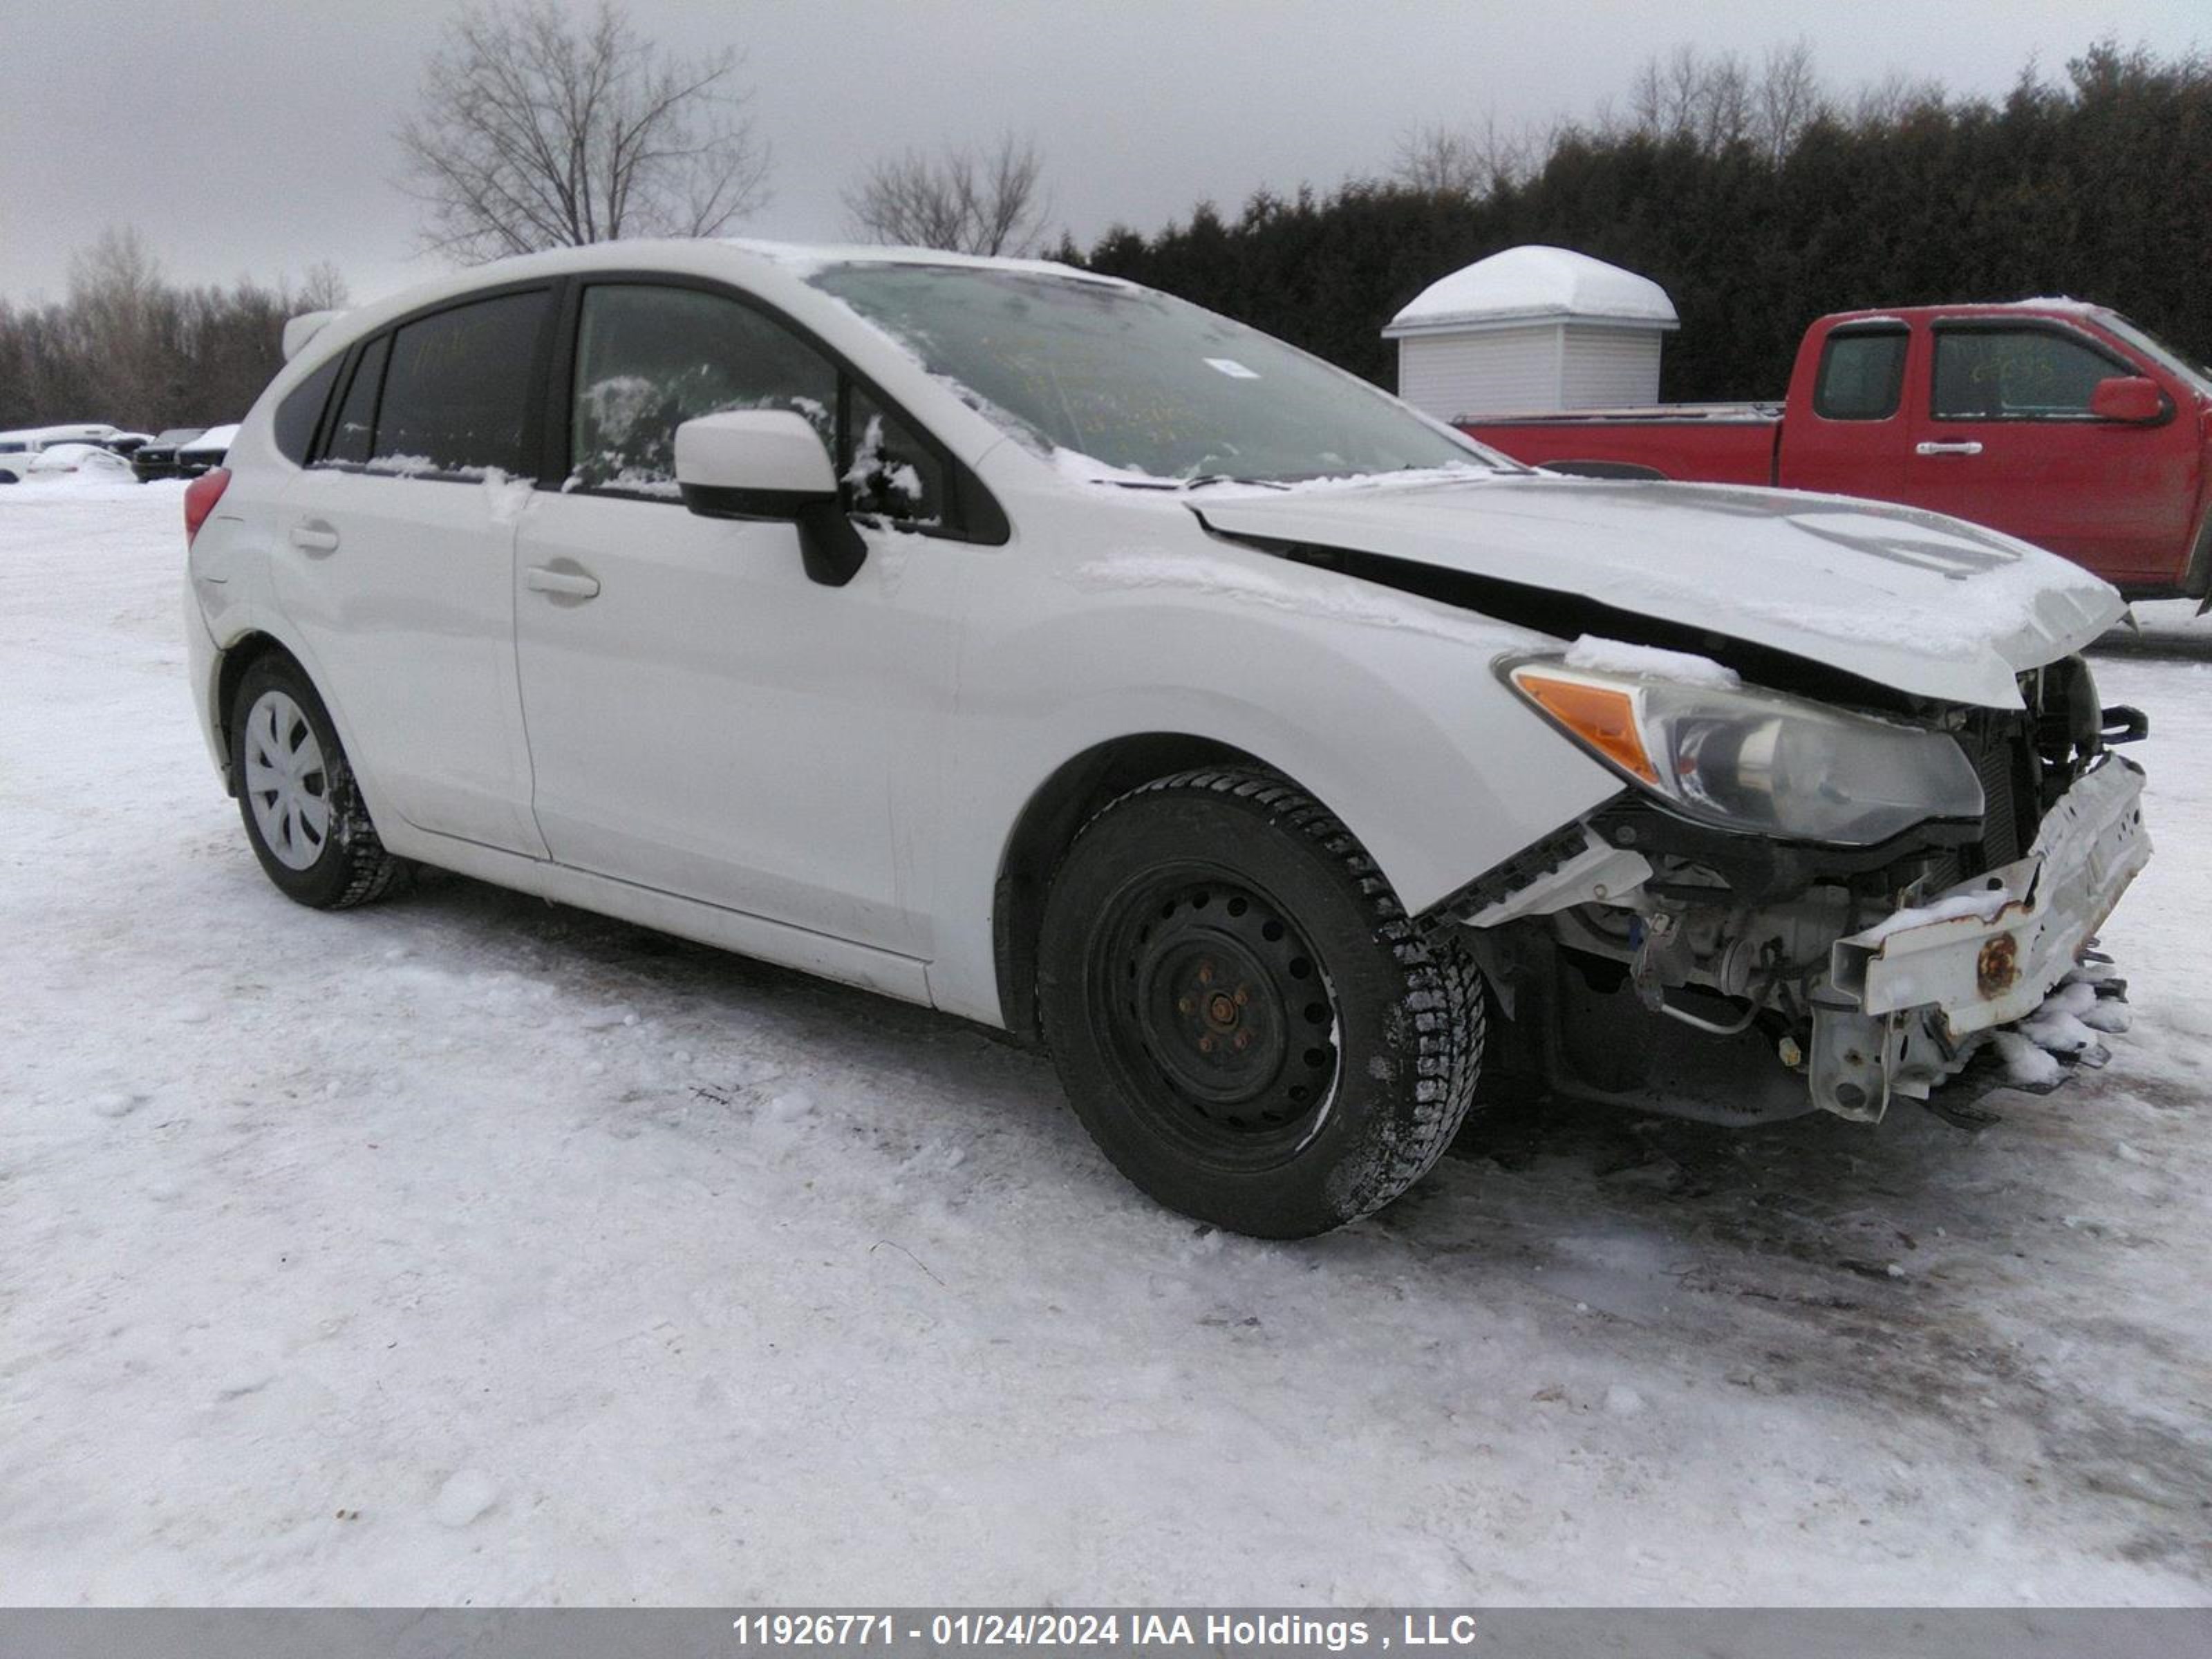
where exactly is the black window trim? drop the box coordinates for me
[1811,320,1911,424]
[306,279,561,480]
[315,331,391,470]
[1928,316,2171,427]
[272,351,346,467]
[540,269,1010,547]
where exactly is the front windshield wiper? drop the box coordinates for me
[1182,474,1291,491]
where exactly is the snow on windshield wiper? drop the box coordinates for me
[1181,474,1291,491]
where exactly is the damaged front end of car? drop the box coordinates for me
[1434,647,2151,1127]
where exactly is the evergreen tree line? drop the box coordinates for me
[1060,43,2212,403]
[0,229,348,435]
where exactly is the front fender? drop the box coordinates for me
[925,545,1623,1024]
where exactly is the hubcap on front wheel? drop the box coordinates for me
[242,689,330,871]
[1096,873,1342,1167]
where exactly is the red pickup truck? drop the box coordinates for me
[1459,301,2212,601]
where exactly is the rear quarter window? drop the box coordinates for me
[272,353,343,465]
[1813,328,1909,421]
[322,335,390,468]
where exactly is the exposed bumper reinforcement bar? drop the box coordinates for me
[1811,756,2150,1120]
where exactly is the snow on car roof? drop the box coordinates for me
[720,236,1132,288]
[178,423,239,453]
[0,423,121,444]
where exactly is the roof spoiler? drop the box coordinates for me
[281,310,344,362]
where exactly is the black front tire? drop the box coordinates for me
[228,656,406,910]
[1038,768,1483,1238]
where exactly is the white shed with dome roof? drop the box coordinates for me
[1385,245,1678,422]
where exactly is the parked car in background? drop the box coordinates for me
[1459,301,2212,601]
[174,423,238,478]
[184,242,2149,1237]
[24,442,138,481]
[103,432,156,457]
[131,428,210,482]
[0,423,123,483]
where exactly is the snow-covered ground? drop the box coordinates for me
[3,482,2208,1606]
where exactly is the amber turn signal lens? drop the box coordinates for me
[1512,671,1658,784]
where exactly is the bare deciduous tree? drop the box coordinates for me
[1756,40,1827,162]
[1620,42,1837,161]
[843,133,1050,256]
[1627,44,1755,152]
[1,229,361,431]
[298,261,353,312]
[1389,118,1537,197]
[397,0,771,263]
[1850,67,1948,131]
[68,227,171,422]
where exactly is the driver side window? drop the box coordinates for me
[566,283,949,528]
[570,285,835,494]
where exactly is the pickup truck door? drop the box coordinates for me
[1901,319,2197,590]
[1778,319,1911,502]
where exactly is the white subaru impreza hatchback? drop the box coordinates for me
[185,240,2149,1237]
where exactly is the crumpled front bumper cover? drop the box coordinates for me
[1810,755,2150,1120]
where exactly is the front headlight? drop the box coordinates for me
[1504,657,1984,845]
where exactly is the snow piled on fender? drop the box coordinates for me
[1564,635,1742,688]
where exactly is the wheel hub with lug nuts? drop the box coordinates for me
[1109,879,1340,1147]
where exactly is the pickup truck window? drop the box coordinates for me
[1814,328,1908,421]
[2100,312,2212,400]
[1931,327,2126,422]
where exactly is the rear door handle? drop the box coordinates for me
[526,565,601,599]
[1914,441,1984,457]
[289,521,340,553]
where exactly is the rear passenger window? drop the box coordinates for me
[1813,328,1908,421]
[322,335,388,467]
[569,284,837,493]
[272,355,342,464]
[371,290,549,475]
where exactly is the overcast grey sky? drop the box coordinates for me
[2,0,2203,308]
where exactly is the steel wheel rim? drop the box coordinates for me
[242,689,331,872]
[1091,867,1342,1171]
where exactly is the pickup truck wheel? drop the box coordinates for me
[1038,769,1483,1238]
[229,658,406,910]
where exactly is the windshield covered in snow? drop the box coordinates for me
[807,263,1511,485]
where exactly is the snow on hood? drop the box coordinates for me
[1194,476,2122,709]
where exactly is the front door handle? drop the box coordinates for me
[289,521,340,554]
[526,565,601,600]
[1915,440,1985,457]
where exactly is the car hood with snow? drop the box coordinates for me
[1190,474,2124,710]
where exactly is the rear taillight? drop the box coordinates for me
[183,467,231,546]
